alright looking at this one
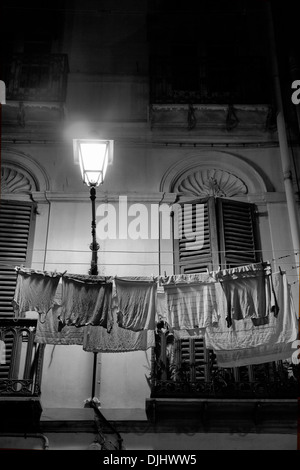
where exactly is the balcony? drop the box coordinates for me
[149,56,269,106]
[0,319,45,432]
[146,329,299,433]
[1,53,69,137]
[4,53,69,103]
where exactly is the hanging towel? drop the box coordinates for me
[34,284,84,345]
[83,323,155,353]
[161,273,219,330]
[115,277,157,331]
[59,274,113,329]
[205,272,298,367]
[214,262,272,327]
[209,341,297,368]
[12,267,62,318]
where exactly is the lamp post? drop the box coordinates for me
[73,139,113,275]
[73,138,113,400]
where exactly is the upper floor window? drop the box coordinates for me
[148,1,270,104]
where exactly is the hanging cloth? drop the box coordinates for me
[214,262,272,327]
[83,323,155,353]
[59,274,113,329]
[34,283,84,345]
[160,273,219,330]
[205,272,298,367]
[115,277,157,331]
[12,266,62,318]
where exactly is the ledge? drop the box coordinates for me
[145,398,298,434]
[0,397,42,433]
[38,399,299,435]
[40,407,148,434]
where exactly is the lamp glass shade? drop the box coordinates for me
[74,139,110,186]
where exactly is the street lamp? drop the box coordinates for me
[73,139,113,275]
[73,138,113,403]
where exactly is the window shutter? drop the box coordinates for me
[217,198,259,268]
[173,198,218,274]
[0,200,36,381]
[179,337,209,382]
[0,200,36,318]
[165,196,262,396]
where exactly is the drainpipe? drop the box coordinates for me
[266,1,300,270]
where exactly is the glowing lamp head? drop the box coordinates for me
[73,139,113,186]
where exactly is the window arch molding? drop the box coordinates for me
[159,150,269,196]
[1,147,50,200]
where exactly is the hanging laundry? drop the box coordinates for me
[83,323,155,353]
[205,272,298,367]
[214,262,273,327]
[173,328,206,339]
[59,274,113,329]
[160,273,219,330]
[12,266,62,318]
[35,284,84,345]
[115,277,157,331]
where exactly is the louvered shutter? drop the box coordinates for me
[174,198,218,274]
[0,200,36,381]
[217,198,259,268]
[179,337,209,382]
[0,200,36,318]
[171,197,260,391]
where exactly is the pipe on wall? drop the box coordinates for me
[266,1,300,272]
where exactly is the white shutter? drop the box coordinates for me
[217,198,259,268]
[171,197,261,392]
[179,337,209,382]
[0,200,36,318]
[0,200,36,381]
[174,199,218,274]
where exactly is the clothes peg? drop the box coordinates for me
[279,266,283,275]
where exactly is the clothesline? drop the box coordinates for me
[13,261,275,283]
[0,262,299,270]
[12,262,298,367]
[2,248,299,255]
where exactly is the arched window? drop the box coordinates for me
[0,165,38,319]
[0,165,38,384]
[151,165,293,399]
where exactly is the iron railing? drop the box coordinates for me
[0,319,45,397]
[149,55,270,105]
[150,328,299,399]
[4,53,69,102]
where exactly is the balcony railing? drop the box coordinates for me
[0,319,45,397]
[149,329,299,400]
[150,55,270,105]
[4,53,69,102]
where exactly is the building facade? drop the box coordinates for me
[0,0,299,450]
